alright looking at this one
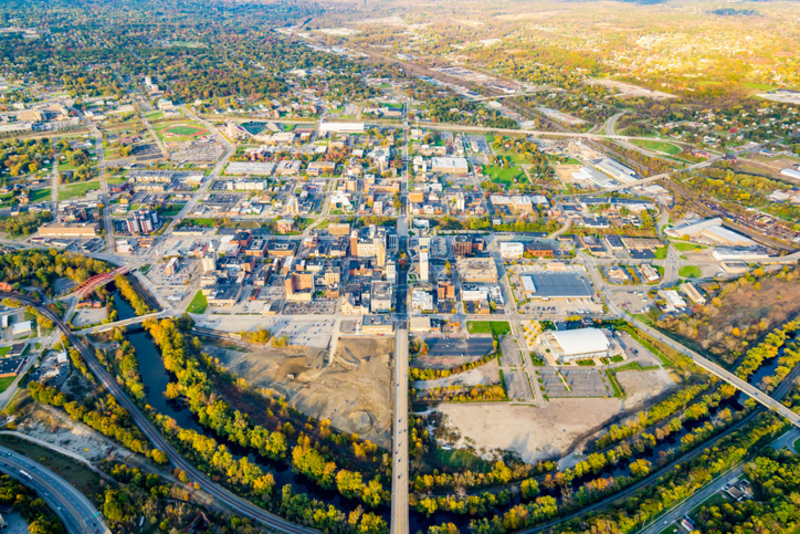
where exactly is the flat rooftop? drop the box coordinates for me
[520,272,593,298]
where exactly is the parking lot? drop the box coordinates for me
[539,368,612,398]
[197,315,334,348]
[424,336,494,359]
[283,301,337,315]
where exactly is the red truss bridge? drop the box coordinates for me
[73,266,130,299]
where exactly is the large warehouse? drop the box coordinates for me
[520,271,594,300]
[540,328,612,363]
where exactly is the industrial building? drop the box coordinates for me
[539,328,612,363]
[519,271,594,300]
[593,158,637,184]
[667,218,755,247]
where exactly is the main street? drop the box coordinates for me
[0,445,110,534]
[391,102,410,534]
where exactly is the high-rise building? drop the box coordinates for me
[420,248,429,282]
[386,260,397,284]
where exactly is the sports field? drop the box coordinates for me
[156,123,208,142]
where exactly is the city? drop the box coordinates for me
[0,1,799,534]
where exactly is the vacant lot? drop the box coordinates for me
[679,265,702,278]
[436,366,676,462]
[212,337,393,448]
[467,321,510,335]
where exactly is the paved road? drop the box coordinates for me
[158,105,234,240]
[639,465,745,534]
[0,445,109,534]
[391,322,409,534]
[1,292,320,534]
[391,107,410,534]
[78,310,167,334]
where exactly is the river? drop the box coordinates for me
[113,294,398,525]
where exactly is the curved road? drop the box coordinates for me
[0,292,320,534]
[0,445,109,534]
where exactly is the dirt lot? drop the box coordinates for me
[212,337,393,448]
[414,360,501,390]
[436,367,675,463]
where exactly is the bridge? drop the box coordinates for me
[72,266,130,300]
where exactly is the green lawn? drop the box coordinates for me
[0,347,9,357]
[187,290,208,314]
[672,241,707,252]
[679,265,702,278]
[482,165,525,186]
[467,321,510,335]
[631,139,682,155]
[656,525,680,534]
[29,188,51,203]
[430,448,490,472]
[0,376,15,393]
[107,176,127,185]
[59,181,100,201]
[793,437,800,452]
[654,246,668,260]
[155,122,207,143]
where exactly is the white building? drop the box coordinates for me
[430,157,469,174]
[11,320,33,337]
[780,168,800,181]
[319,122,365,134]
[659,290,687,310]
[498,241,524,260]
[411,288,434,313]
[540,328,612,363]
[419,248,429,282]
[594,158,637,184]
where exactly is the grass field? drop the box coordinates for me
[467,321,510,335]
[672,241,707,252]
[482,165,525,186]
[164,125,207,136]
[59,181,100,201]
[29,188,51,203]
[156,123,207,143]
[679,265,702,278]
[187,290,208,314]
[631,139,682,155]
[0,347,9,357]
[654,246,668,260]
[430,448,490,472]
[0,376,15,393]
[794,437,800,452]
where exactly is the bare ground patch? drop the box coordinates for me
[414,360,501,390]
[212,337,393,448]
[436,368,676,463]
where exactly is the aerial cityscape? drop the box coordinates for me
[0,0,799,533]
